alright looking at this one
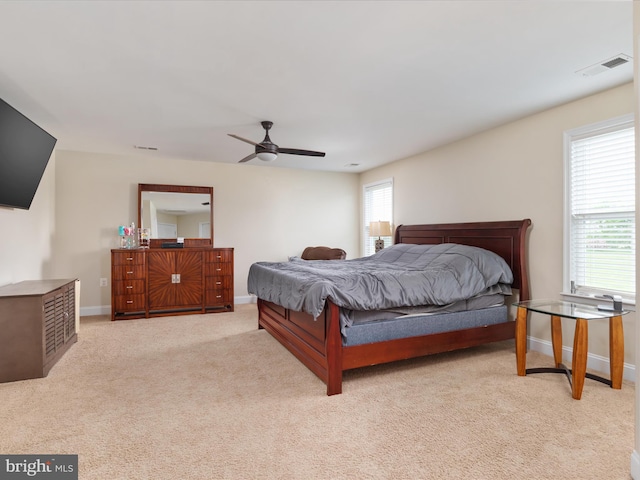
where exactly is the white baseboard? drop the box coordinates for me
[80,305,111,317]
[235,295,256,304]
[631,450,640,479]
[80,295,257,317]
[527,335,635,383]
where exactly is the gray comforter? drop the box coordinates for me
[247,243,514,319]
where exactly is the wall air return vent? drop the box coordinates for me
[576,54,632,77]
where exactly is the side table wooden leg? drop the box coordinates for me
[515,306,527,376]
[609,315,624,390]
[571,318,588,400]
[550,315,563,367]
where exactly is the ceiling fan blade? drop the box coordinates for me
[238,153,257,163]
[228,134,260,147]
[278,148,326,157]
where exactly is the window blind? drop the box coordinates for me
[568,120,635,297]
[363,179,393,256]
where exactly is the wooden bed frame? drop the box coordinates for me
[257,219,532,395]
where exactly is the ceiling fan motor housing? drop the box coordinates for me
[256,121,278,160]
[256,142,278,153]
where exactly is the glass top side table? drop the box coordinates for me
[514,299,628,400]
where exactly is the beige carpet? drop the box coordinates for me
[0,304,634,479]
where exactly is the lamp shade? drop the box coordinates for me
[369,221,392,237]
[257,151,278,162]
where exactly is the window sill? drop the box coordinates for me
[560,292,636,311]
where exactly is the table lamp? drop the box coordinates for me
[369,221,392,252]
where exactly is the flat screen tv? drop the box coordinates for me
[0,98,57,210]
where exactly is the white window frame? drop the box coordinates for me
[563,113,635,305]
[363,178,393,256]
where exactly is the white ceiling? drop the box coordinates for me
[0,1,633,173]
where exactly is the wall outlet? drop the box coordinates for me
[99,278,108,287]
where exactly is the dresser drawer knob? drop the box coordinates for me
[126,285,133,289]
[127,300,133,304]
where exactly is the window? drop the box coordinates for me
[363,178,393,256]
[564,114,635,301]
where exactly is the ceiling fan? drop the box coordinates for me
[228,121,326,163]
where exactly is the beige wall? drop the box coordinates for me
[51,151,360,312]
[361,82,635,367]
[0,152,57,285]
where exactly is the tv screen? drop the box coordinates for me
[0,98,57,210]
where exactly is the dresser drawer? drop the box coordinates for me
[112,252,146,266]
[205,250,233,263]
[113,280,145,295]
[113,294,146,312]
[113,265,145,279]
[205,263,232,276]
[206,275,232,291]
[206,289,232,306]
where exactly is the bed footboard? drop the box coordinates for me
[257,298,343,395]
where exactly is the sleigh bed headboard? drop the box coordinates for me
[394,219,532,301]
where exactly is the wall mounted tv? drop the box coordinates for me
[0,98,57,210]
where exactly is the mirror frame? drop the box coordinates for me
[138,183,214,248]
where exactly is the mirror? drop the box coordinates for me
[138,183,213,248]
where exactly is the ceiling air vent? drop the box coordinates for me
[601,56,629,69]
[576,54,632,77]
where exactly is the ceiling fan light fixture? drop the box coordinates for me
[256,151,278,162]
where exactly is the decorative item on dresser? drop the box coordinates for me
[0,279,78,383]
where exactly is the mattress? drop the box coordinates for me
[342,304,509,347]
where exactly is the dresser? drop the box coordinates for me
[111,248,234,320]
[0,279,78,383]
